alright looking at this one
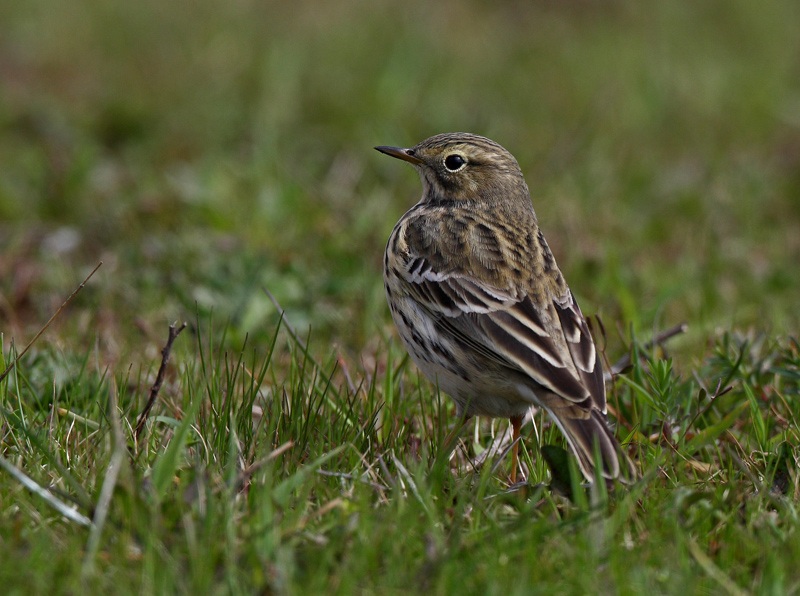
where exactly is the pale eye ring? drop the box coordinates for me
[443,154,467,172]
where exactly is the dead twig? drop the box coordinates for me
[606,322,688,380]
[134,321,187,442]
[0,262,103,383]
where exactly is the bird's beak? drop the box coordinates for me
[374,145,424,165]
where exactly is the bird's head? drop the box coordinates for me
[376,132,530,208]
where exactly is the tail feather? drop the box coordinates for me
[554,410,637,484]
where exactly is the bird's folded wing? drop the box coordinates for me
[403,267,603,407]
[553,293,606,410]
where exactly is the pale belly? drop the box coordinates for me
[388,295,539,419]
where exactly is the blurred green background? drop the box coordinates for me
[1,0,799,363]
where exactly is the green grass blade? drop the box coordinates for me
[151,393,203,500]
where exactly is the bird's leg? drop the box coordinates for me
[509,415,523,484]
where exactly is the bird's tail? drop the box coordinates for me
[554,410,638,484]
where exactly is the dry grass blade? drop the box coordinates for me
[231,440,295,494]
[262,287,325,376]
[0,454,92,527]
[392,453,429,513]
[0,262,103,383]
[686,539,748,596]
[83,380,127,575]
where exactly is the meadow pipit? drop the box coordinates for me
[376,133,636,484]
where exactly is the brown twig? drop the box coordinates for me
[607,322,689,379]
[134,321,187,442]
[0,262,103,383]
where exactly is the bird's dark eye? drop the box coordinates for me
[443,154,467,172]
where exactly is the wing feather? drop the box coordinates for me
[554,295,606,411]
[398,277,600,406]
[391,217,606,411]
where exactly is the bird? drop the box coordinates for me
[376,132,636,485]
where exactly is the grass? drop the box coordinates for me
[2,321,799,593]
[1,0,800,593]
